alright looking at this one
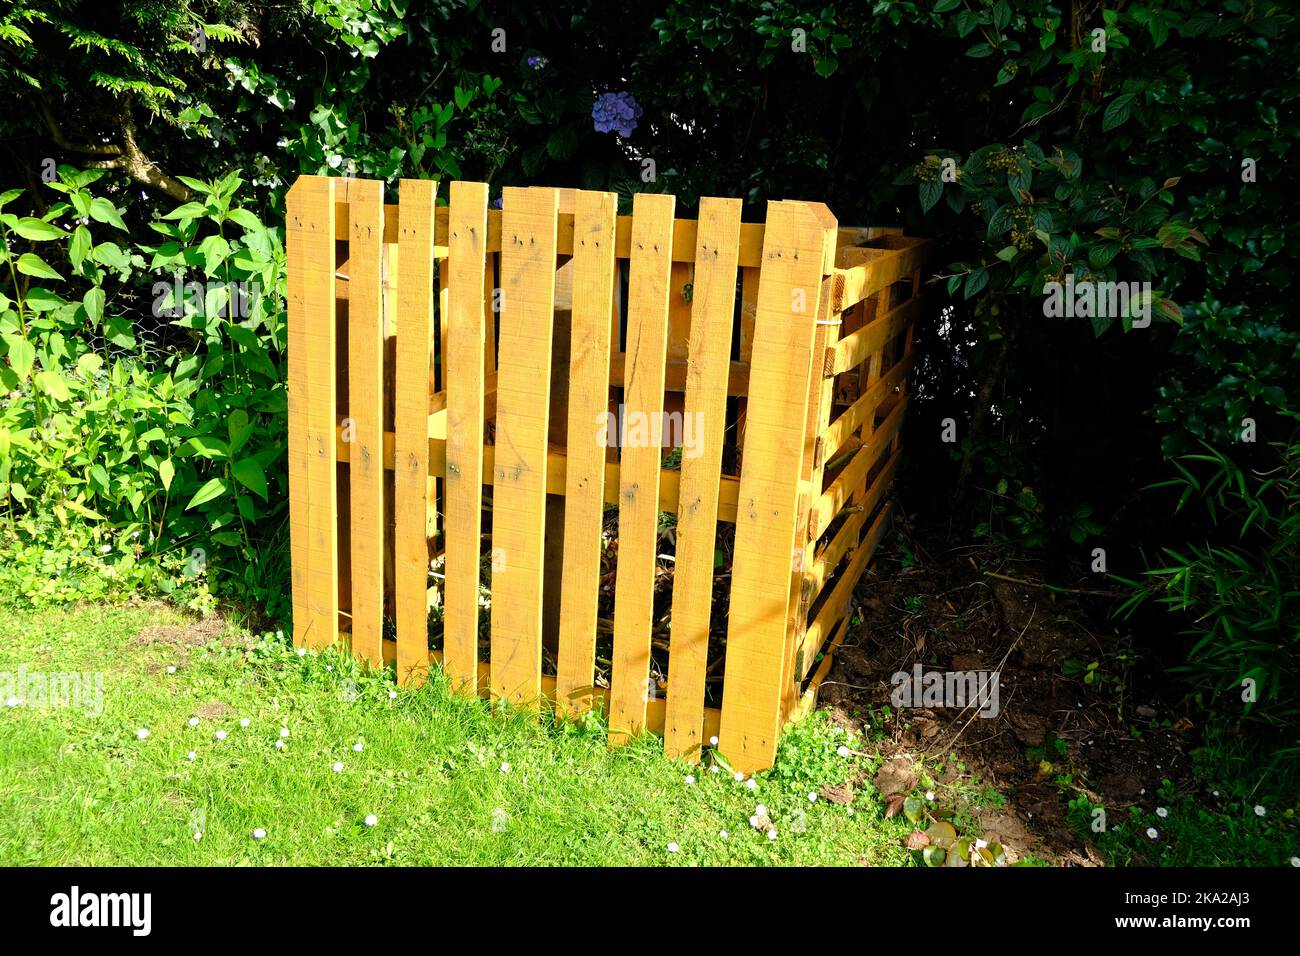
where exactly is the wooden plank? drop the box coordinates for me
[824,293,923,377]
[810,397,909,540]
[798,502,892,682]
[808,446,902,596]
[345,180,385,667]
[394,178,438,686]
[336,424,744,520]
[822,352,915,462]
[663,197,741,760]
[442,181,489,695]
[831,237,931,311]
[286,176,338,650]
[608,192,676,744]
[719,200,836,773]
[489,187,559,706]
[555,190,618,717]
[609,354,750,396]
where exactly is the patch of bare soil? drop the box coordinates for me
[130,614,232,649]
[822,515,1191,865]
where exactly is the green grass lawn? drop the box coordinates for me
[0,602,921,866]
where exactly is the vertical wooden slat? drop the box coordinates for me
[555,190,618,717]
[489,186,559,706]
[443,181,490,694]
[346,179,385,667]
[286,175,338,649]
[663,197,741,760]
[395,178,438,686]
[719,200,837,773]
[608,192,676,744]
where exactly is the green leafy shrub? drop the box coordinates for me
[0,167,288,616]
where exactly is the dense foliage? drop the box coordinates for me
[0,0,1295,787]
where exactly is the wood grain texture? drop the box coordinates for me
[608,192,676,744]
[555,190,617,717]
[442,180,489,694]
[489,186,559,706]
[663,196,741,760]
[394,178,438,686]
[718,200,836,773]
[345,179,385,666]
[286,175,339,649]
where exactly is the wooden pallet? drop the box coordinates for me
[286,176,930,773]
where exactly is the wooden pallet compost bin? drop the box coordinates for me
[285,175,930,772]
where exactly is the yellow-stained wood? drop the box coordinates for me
[442,181,490,694]
[345,180,385,667]
[831,236,931,311]
[798,501,892,682]
[719,200,836,773]
[609,192,676,744]
[489,186,559,706]
[555,190,618,716]
[394,178,438,686]
[808,446,902,596]
[286,176,338,650]
[822,352,914,462]
[810,396,909,540]
[824,293,923,377]
[664,196,741,760]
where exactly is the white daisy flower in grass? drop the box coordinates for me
[709,736,719,746]
[1156,807,1168,818]
[1254,805,1267,817]
[667,842,679,853]
[389,690,398,700]
[332,762,344,773]
[186,752,196,761]
[500,761,511,774]
[364,815,378,827]
[188,717,200,727]
[925,791,935,802]
[252,828,267,841]
[193,832,202,842]
[719,830,728,839]
[836,745,850,757]
[745,778,757,791]
[748,815,760,829]
[279,727,290,738]
[240,718,250,727]
[1147,828,1159,840]
[136,728,150,740]
[808,792,818,803]
[756,805,767,816]
[684,775,695,785]
[274,740,285,750]
[167,666,177,674]
[1290,857,1300,867]
[733,772,745,782]
[296,647,307,657]
[709,765,720,774]
[214,730,227,741]
[5,697,18,707]
[767,829,778,841]
[353,741,364,753]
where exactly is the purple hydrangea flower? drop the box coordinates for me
[526,55,548,71]
[492,197,503,209]
[592,91,643,137]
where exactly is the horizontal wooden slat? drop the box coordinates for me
[809,397,908,540]
[334,425,741,521]
[333,203,843,272]
[808,445,901,597]
[798,501,892,683]
[831,236,931,312]
[821,353,915,461]
[825,294,924,377]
